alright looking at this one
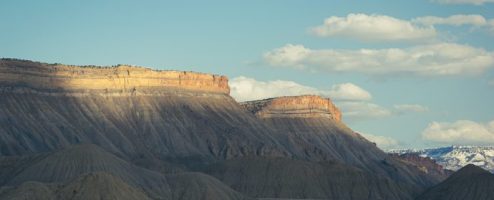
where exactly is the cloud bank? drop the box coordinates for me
[264,43,494,76]
[422,120,494,145]
[431,0,494,5]
[311,13,494,42]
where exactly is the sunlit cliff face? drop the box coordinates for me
[0,59,229,95]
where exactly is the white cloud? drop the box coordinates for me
[310,13,436,42]
[359,132,400,149]
[422,120,494,145]
[263,44,310,70]
[229,76,320,102]
[310,14,494,42]
[393,104,429,113]
[264,43,494,76]
[337,102,392,120]
[413,14,487,26]
[327,83,372,101]
[229,76,371,102]
[431,0,494,5]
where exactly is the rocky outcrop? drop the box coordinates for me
[0,58,229,95]
[242,95,341,121]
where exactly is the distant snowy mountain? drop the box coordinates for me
[389,146,494,173]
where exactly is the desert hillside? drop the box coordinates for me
[0,59,450,200]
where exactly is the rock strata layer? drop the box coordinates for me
[242,95,341,121]
[0,59,229,95]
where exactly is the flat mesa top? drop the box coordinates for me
[0,58,230,94]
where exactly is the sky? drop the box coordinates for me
[1,0,494,150]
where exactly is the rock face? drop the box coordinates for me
[0,59,287,161]
[0,58,229,95]
[416,164,494,200]
[242,95,341,121]
[0,59,447,200]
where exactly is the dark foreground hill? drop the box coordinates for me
[0,59,450,200]
[416,164,494,200]
[0,144,249,200]
[0,172,151,200]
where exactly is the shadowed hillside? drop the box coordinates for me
[0,59,289,163]
[0,144,249,200]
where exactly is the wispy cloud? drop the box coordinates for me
[264,43,494,77]
[413,14,487,26]
[413,14,494,34]
[393,104,429,113]
[489,19,494,34]
[431,0,494,5]
[337,102,392,120]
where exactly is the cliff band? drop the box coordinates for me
[0,59,229,95]
[242,95,341,121]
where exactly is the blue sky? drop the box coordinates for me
[1,0,494,149]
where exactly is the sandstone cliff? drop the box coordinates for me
[0,58,229,95]
[242,95,341,121]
